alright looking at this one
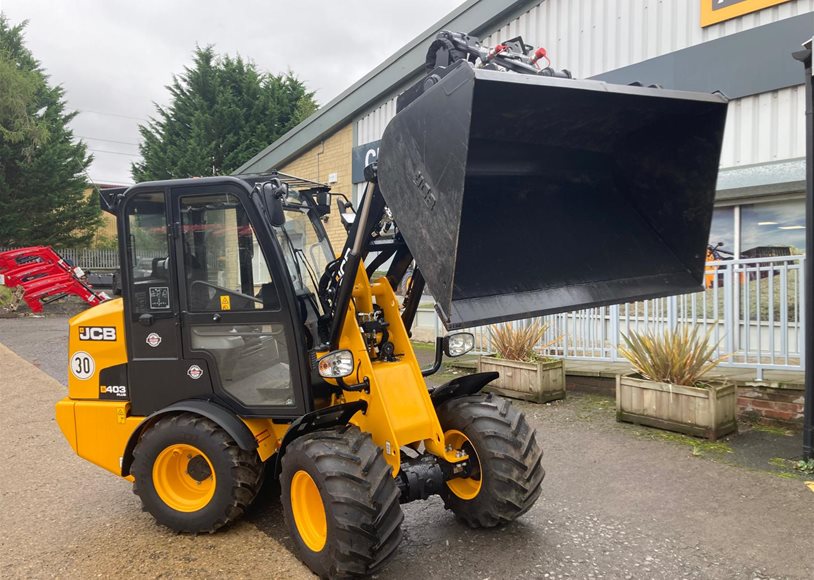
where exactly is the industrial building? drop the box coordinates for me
[237,0,811,390]
[238,0,812,259]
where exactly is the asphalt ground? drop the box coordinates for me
[1,316,813,579]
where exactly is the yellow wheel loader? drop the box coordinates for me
[56,31,728,578]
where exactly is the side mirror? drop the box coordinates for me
[336,197,356,232]
[261,180,286,227]
[443,332,475,357]
[315,190,331,214]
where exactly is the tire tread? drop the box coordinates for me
[281,425,403,578]
[437,393,544,528]
[132,412,262,534]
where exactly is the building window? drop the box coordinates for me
[740,199,806,258]
[708,207,736,258]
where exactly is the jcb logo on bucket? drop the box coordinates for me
[79,326,117,341]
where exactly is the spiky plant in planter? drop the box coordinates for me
[619,325,725,387]
[490,321,553,362]
[478,322,566,403]
[616,325,736,440]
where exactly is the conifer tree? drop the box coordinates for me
[132,46,317,181]
[0,14,100,247]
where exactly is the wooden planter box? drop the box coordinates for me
[616,374,737,440]
[477,356,565,403]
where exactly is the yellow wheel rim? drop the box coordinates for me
[291,470,327,552]
[152,443,216,512]
[445,429,482,500]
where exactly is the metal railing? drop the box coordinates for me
[3,247,803,378]
[414,255,805,379]
[0,247,121,270]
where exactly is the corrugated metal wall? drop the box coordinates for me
[356,0,812,173]
[480,0,812,78]
[720,85,807,167]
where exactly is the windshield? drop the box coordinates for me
[272,189,334,314]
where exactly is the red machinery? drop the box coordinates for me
[0,246,110,313]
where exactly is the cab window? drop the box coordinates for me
[179,193,279,312]
[126,191,173,313]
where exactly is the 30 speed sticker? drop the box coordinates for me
[70,351,95,380]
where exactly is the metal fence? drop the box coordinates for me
[414,255,805,379]
[0,247,121,270]
[3,246,804,378]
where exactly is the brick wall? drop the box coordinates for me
[737,385,805,424]
[566,373,806,426]
[84,187,117,246]
[280,124,353,252]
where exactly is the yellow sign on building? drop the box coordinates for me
[701,0,792,27]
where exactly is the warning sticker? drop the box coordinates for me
[149,286,170,309]
[220,295,231,310]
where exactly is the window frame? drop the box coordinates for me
[169,180,312,418]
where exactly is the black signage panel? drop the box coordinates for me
[352,140,381,183]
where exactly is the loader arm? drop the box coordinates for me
[312,31,728,470]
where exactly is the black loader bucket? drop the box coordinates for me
[378,62,728,330]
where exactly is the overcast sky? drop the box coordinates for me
[1,0,464,184]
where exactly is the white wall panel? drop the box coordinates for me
[356,96,397,146]
[482,0,813,78]
[719,85,806,168]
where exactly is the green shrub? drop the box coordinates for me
[0,286,22,312]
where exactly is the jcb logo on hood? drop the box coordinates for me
[79,326,117,341]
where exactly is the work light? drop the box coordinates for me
[317,350,355,378]
[444,333,475,357]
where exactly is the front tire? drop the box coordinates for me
[281,425,403,579]
[437,393,545,528]
[132,413,263,533]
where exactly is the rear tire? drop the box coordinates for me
[132,413,262,533]
[281,425,403,579]
[437,393,545,528]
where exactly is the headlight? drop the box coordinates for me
[444,332,475,357]
[317,350,355,378]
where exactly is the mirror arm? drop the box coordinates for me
[421,336,444,377]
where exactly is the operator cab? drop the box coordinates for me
[106,174,335,419]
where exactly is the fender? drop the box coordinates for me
[429,372,498,407]
[121,399,257,476]
[271,400,367,479]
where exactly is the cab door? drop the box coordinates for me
[171,182,307,418]
[121,188,210,417]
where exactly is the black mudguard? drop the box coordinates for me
[429,371,499,407]
[271,400,368,479]
[121,399,257,477]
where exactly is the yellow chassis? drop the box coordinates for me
[56,266,461,478]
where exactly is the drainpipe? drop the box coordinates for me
[793,38,812,460]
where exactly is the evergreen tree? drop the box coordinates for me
[132,46,317,181]
[0,14,100,247]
